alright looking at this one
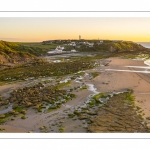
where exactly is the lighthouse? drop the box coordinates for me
[79,35,81,40]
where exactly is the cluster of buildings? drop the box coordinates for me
[45,35,106,54]
[68,42,76,46]
[47,45,76,54]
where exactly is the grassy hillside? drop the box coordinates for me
[11,40,147,56]
[0,41,36,65]
[13,43,58,56]
[0,40,147,65]
[77,41,146,52]
[110,41,145,52]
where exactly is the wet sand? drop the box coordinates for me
[94,58,150,119]
[0,57,150,132]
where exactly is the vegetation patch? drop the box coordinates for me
[0,82,77,116]
[90,72,99,79]
[59,127,65,132]
[0,57,97,83]
[68,113,75,118]
[0,113,12,124]
[21,116,26,119]
[87,90,149,133]
[74,110,81,116]
[125,90,135,105]
[0,41,36,65]
[14,107,25,113]
[87,93,109,107]
[80,85,87,90]
[0,128,5,131]
[56,80,71,89]
[0,118,6,124]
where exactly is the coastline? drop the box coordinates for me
[0,57,150,132]
[95,57,150,120]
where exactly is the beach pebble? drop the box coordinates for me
[79,115,88,120]
[87,111,97,115]
[59,120,65,123]
[146,116,150,120]
[8,110,16,114]
[21,110,27,114]
[39,126,46,130]
[146,123,150,130]
[12,103,18,109]
[14,112,19,115]
[0,114,5,118]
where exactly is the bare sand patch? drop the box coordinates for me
[93,58,150,119]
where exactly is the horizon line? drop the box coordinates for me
[0,39,149,43]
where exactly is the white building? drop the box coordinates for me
[55,46,64,53]
[68,42,76,46]
[71,49,76,52]
[47,46,65,54]
[88,43,94,47]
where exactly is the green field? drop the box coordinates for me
[17,42,59,49]
[12,42,62,56]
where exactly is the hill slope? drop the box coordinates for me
[0,41,36,65]
[78,41,146,52]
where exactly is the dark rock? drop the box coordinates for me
[12,103,18,109]
[0,114,5,118]
[79,115,89,120]
[8,110,16,114]
[87,111,97,115]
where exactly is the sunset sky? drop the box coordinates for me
[1,17,150,42]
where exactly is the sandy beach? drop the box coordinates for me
[95,57,150,119]
[0,57,150,132]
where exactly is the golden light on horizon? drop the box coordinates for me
[0,17,150,42]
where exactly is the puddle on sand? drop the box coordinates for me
[60,78,71,83]
[62,104,71,108]
[77,71,85,74]
[53,60,61,63]
[74,76,83,83]
[84,73,89,77]
[0,105,12,115]
[86,84,99,94]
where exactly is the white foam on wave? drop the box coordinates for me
[133,54,150,67]
[125,66,150,69]
[105,69,150,74]
[144,59,150,67]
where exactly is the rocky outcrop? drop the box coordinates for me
[87,93,149,133]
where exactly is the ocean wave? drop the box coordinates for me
[144,59,150,66]
[134,54,150,67]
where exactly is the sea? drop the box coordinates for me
[137,42,150,49]
[136,42,150,66]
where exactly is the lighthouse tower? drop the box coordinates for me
[79,35,81,40]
